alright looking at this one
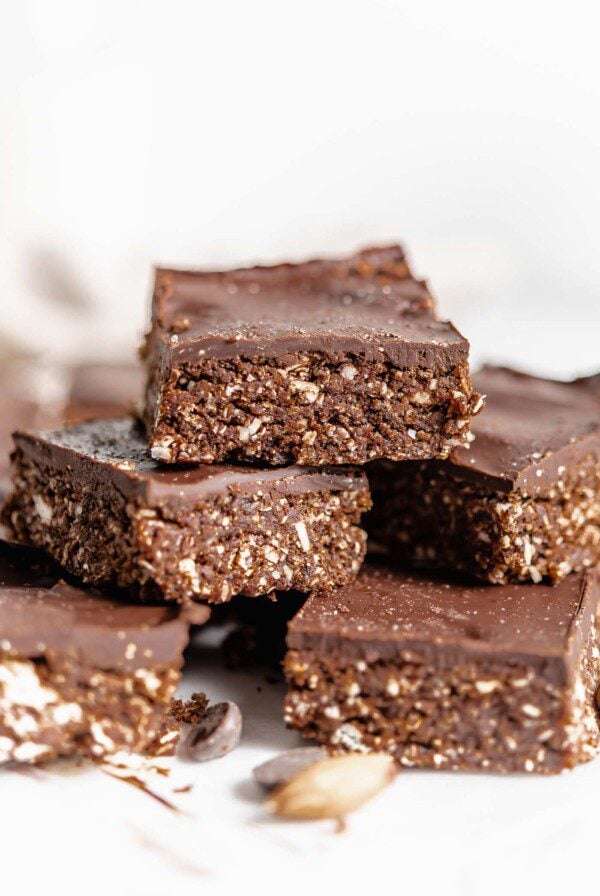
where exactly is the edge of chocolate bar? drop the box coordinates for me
[441,366,600,494]
[10,418,369,512]
[287,564,599,680]
[0,540,195,670]
[148,245,470,367]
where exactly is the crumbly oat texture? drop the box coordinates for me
[0,541,191,765]
[367,454,600,585]
[170,692,209,725]
[283,565,600,774]
[3,418,370,604]
[142,246,480,466]
[0,653,180,765]
[367,367,600,584]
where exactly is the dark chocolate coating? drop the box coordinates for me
[288,563,599,679]
[12,417,369,513]
[0,540,196,669]
[446,367,600,494]
[151,245,469,367]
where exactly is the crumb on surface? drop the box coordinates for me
[170,692,209,725]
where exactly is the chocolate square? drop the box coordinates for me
[142,246,480,466]
[3,417,370,603]
[284,563,600,773]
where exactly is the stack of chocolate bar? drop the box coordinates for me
[1,245,599,775]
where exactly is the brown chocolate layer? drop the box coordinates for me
[3,418,370,604]
[284,564,600,773]
[287,565,594,675]
[150,245,467,365]
[0,540,194,670]
[12,417,366,513]
[443,367,600,495]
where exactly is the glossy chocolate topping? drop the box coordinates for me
[0,540,194,669]
[14,417,368,508]
[150,246,469,366]
[12,418,368,512]
[447,367,600,493]
[288,563,598,673]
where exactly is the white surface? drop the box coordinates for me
[3,622,600,896]
[1,0,600,375]
[2,2,600,894]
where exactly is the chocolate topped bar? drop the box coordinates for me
[143,245,480,465]
[0,540,195,765]
[367,367,600,583]
[0,541,198,669]
[443,366,600,493]
[13,417,365,511]
[152,247,452,362]
[3,417,370,603]
[284,564,600,773]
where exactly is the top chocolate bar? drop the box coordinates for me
[142,246,480,466]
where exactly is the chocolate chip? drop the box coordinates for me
[181,702,242,762]
[252,746,328,790]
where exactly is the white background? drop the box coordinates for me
[1,2,600,894]
[1,0,600,375]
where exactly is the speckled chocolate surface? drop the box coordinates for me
[284,564,600,773]
[442,366,600,495]
[287,564,594,670]
[149,245,451,363]
[142,245,480,466]
[10,417,367,512]
[3,417,370,603]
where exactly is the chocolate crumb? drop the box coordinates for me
[170,692,209,725]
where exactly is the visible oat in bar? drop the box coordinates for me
[3,417,370,604]
[142,245,481,466]
[367,367,600,584]
[0,540,198,765]
[284,564,600,774]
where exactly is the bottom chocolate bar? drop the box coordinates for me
[0,541,202,765]
[284,564,600,773]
